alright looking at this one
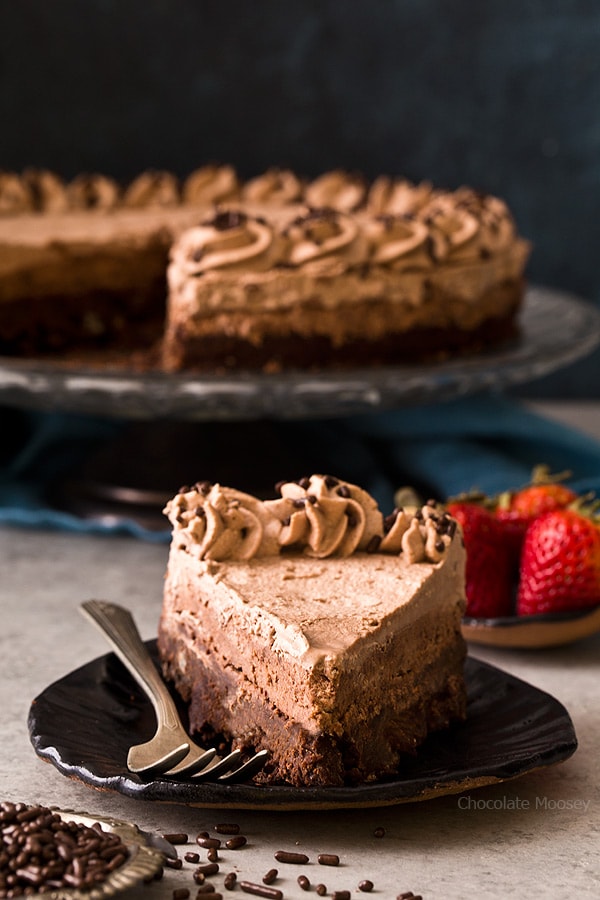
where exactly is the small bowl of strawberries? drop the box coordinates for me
[447,466,600,648]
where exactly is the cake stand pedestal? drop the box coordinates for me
[1,286,599,529]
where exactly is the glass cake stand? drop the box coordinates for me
[0,286,599,422]
[2,285,599,529]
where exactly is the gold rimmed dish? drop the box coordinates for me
[19,808,167,898]
[462,603,600,649]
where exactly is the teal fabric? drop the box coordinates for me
[1,395,599,542]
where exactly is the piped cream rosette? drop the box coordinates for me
[170,208,285,276]
[165,475,458,565]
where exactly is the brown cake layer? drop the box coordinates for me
[163,282,522,371]
[158,598,466,786]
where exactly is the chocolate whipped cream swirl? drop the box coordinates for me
[0,172,34,215]
[367,177,435,216]
[166,475,459,564]
[421,189,516,263]
[304,170,367,212]
[66,173,121,210]
[165,482,281,560]
[171,209,283,275]
[365,214,433,270]
[242,168,304,205]
[264,475,384,559]
[283,207,368,275]
[182,164,240,206]
[381,501,457,563]
[122,170,180,208]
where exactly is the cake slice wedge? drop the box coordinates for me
[158,475,467,787]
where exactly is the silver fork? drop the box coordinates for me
[80,600,267,783]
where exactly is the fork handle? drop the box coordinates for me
[81,600,183,733]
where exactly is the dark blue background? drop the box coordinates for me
[1,0,599,396]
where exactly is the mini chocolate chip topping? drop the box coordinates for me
[384,509,400,532]
[324,475,339,489]
[195,481,212,495]
[298,477,311,489]
[336,484,351,498]
[291,205,338,228]
[366,534,382,553]
[425,234,437,260]
[203,209,248,231]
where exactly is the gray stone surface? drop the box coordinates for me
[1,402,599,897]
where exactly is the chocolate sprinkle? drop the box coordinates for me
[274,850,309,865]
[318,853,340,866]
[225,835,247,849]
[239,881,283,899]
[0,803,130,896]
[214,823,240,835]
[203,209,248,231]
[262,868,278,884]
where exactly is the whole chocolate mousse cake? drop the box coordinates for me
[162,187,530,371]
[0,164,530,368]
[158,475,467,787]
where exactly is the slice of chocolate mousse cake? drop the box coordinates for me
[158,475,467,787]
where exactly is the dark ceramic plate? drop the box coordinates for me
[28,645,577,810]
[3,287,600,420]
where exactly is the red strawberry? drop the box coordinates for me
[447,501,514,618]
[495,467,577,561]
[516,503,600,616]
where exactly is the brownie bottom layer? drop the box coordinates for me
[0,284,167,357]
[158,625,466,788]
